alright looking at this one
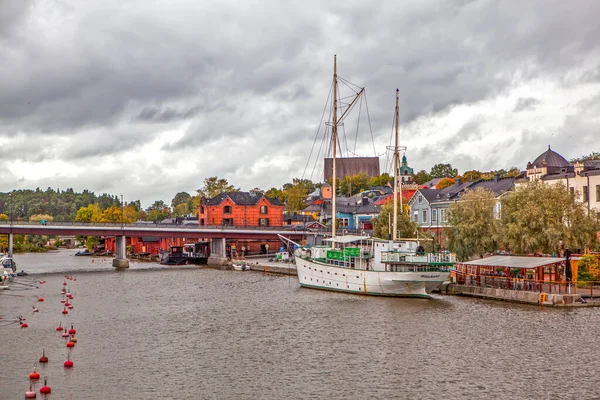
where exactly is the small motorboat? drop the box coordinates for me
[16,271,28,276]
[232,261,252,271]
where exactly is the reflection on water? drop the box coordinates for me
[1,250,599,399]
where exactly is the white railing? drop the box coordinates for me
[381,251,456,264]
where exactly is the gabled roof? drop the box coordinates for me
[284,213,314,222]
[203,192,283,206]
[458,177,515,198]
[355,202,379,214]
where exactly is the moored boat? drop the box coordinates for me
[285,56,453,297]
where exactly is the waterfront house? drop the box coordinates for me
[409,176,516,248]
[198,191,284,227]
[526,146,600,214]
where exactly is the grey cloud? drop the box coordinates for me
[0,0,32,38]
[514,97,541,112]
[135,106,201,123]
[0,0,599,206]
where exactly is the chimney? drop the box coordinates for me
[362,197,368,206]
[455,178,462,186]
[494,173,499,182]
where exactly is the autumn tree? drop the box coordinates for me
[371,200,418,240]
[0,213,8,252]
[447,188,498,261]
[75,204,103,223]
[29,214,54,223]
[436,178,455,190]
[197,176,239,198]
[430,163,458,179]
[499,181,599,254]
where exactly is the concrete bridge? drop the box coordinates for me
[0,221,307,268]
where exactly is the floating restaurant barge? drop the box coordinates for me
[447,255,600,307]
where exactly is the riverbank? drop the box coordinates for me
[444,283,600,307]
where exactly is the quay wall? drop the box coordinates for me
[443,284,597,307]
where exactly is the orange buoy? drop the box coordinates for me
[62,330,69,338]
[56,322,63,331]
[21,321,28,328]
[66,340,75,348]
[37,297,44,302]
[29,365,40,380]
[39,349,48,363]
[68,324,76,335]
[70,335,77,343]
[62,281,67,286]
[39,377,51,395]
[62,307,68,315]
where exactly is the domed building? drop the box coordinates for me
[526,145,600,213]
[526,145,570,181]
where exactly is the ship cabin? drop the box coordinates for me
[301,235,455,272]
[301,235,372,270]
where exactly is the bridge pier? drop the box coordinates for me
[112,235,129,269]
[8,233,13,258]
[207,238,228,266]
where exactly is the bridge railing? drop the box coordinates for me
[0,220,333,232]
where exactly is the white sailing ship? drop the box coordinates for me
[289,56,453,297]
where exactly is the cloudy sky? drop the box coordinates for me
[1,0,599,207]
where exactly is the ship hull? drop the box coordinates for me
[295,257,449,298]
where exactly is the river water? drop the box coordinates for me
[1,249,599,399]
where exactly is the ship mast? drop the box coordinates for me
[331,55,338,245]
[393,88,401,240]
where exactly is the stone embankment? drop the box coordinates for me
[443,283,600,307]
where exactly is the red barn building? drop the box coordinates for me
[198,192,284,256]
[198,192,284,227]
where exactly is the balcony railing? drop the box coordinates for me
[381,251,456,264]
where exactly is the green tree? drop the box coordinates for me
[499,181,599,254]
[447,187,498,261]
[462,170,481,181]
[265,187,285,202]
[197,177,239,198]
[371,200,418,240]
[85,236,99,252]
[286,184,307,213]
[570,152,600,163]
[249,187,264,196]
[369,173,392,187]
[430,163,458,179]
[339,173,370,196]
[171,192,192,211]
[414,170,431,184]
